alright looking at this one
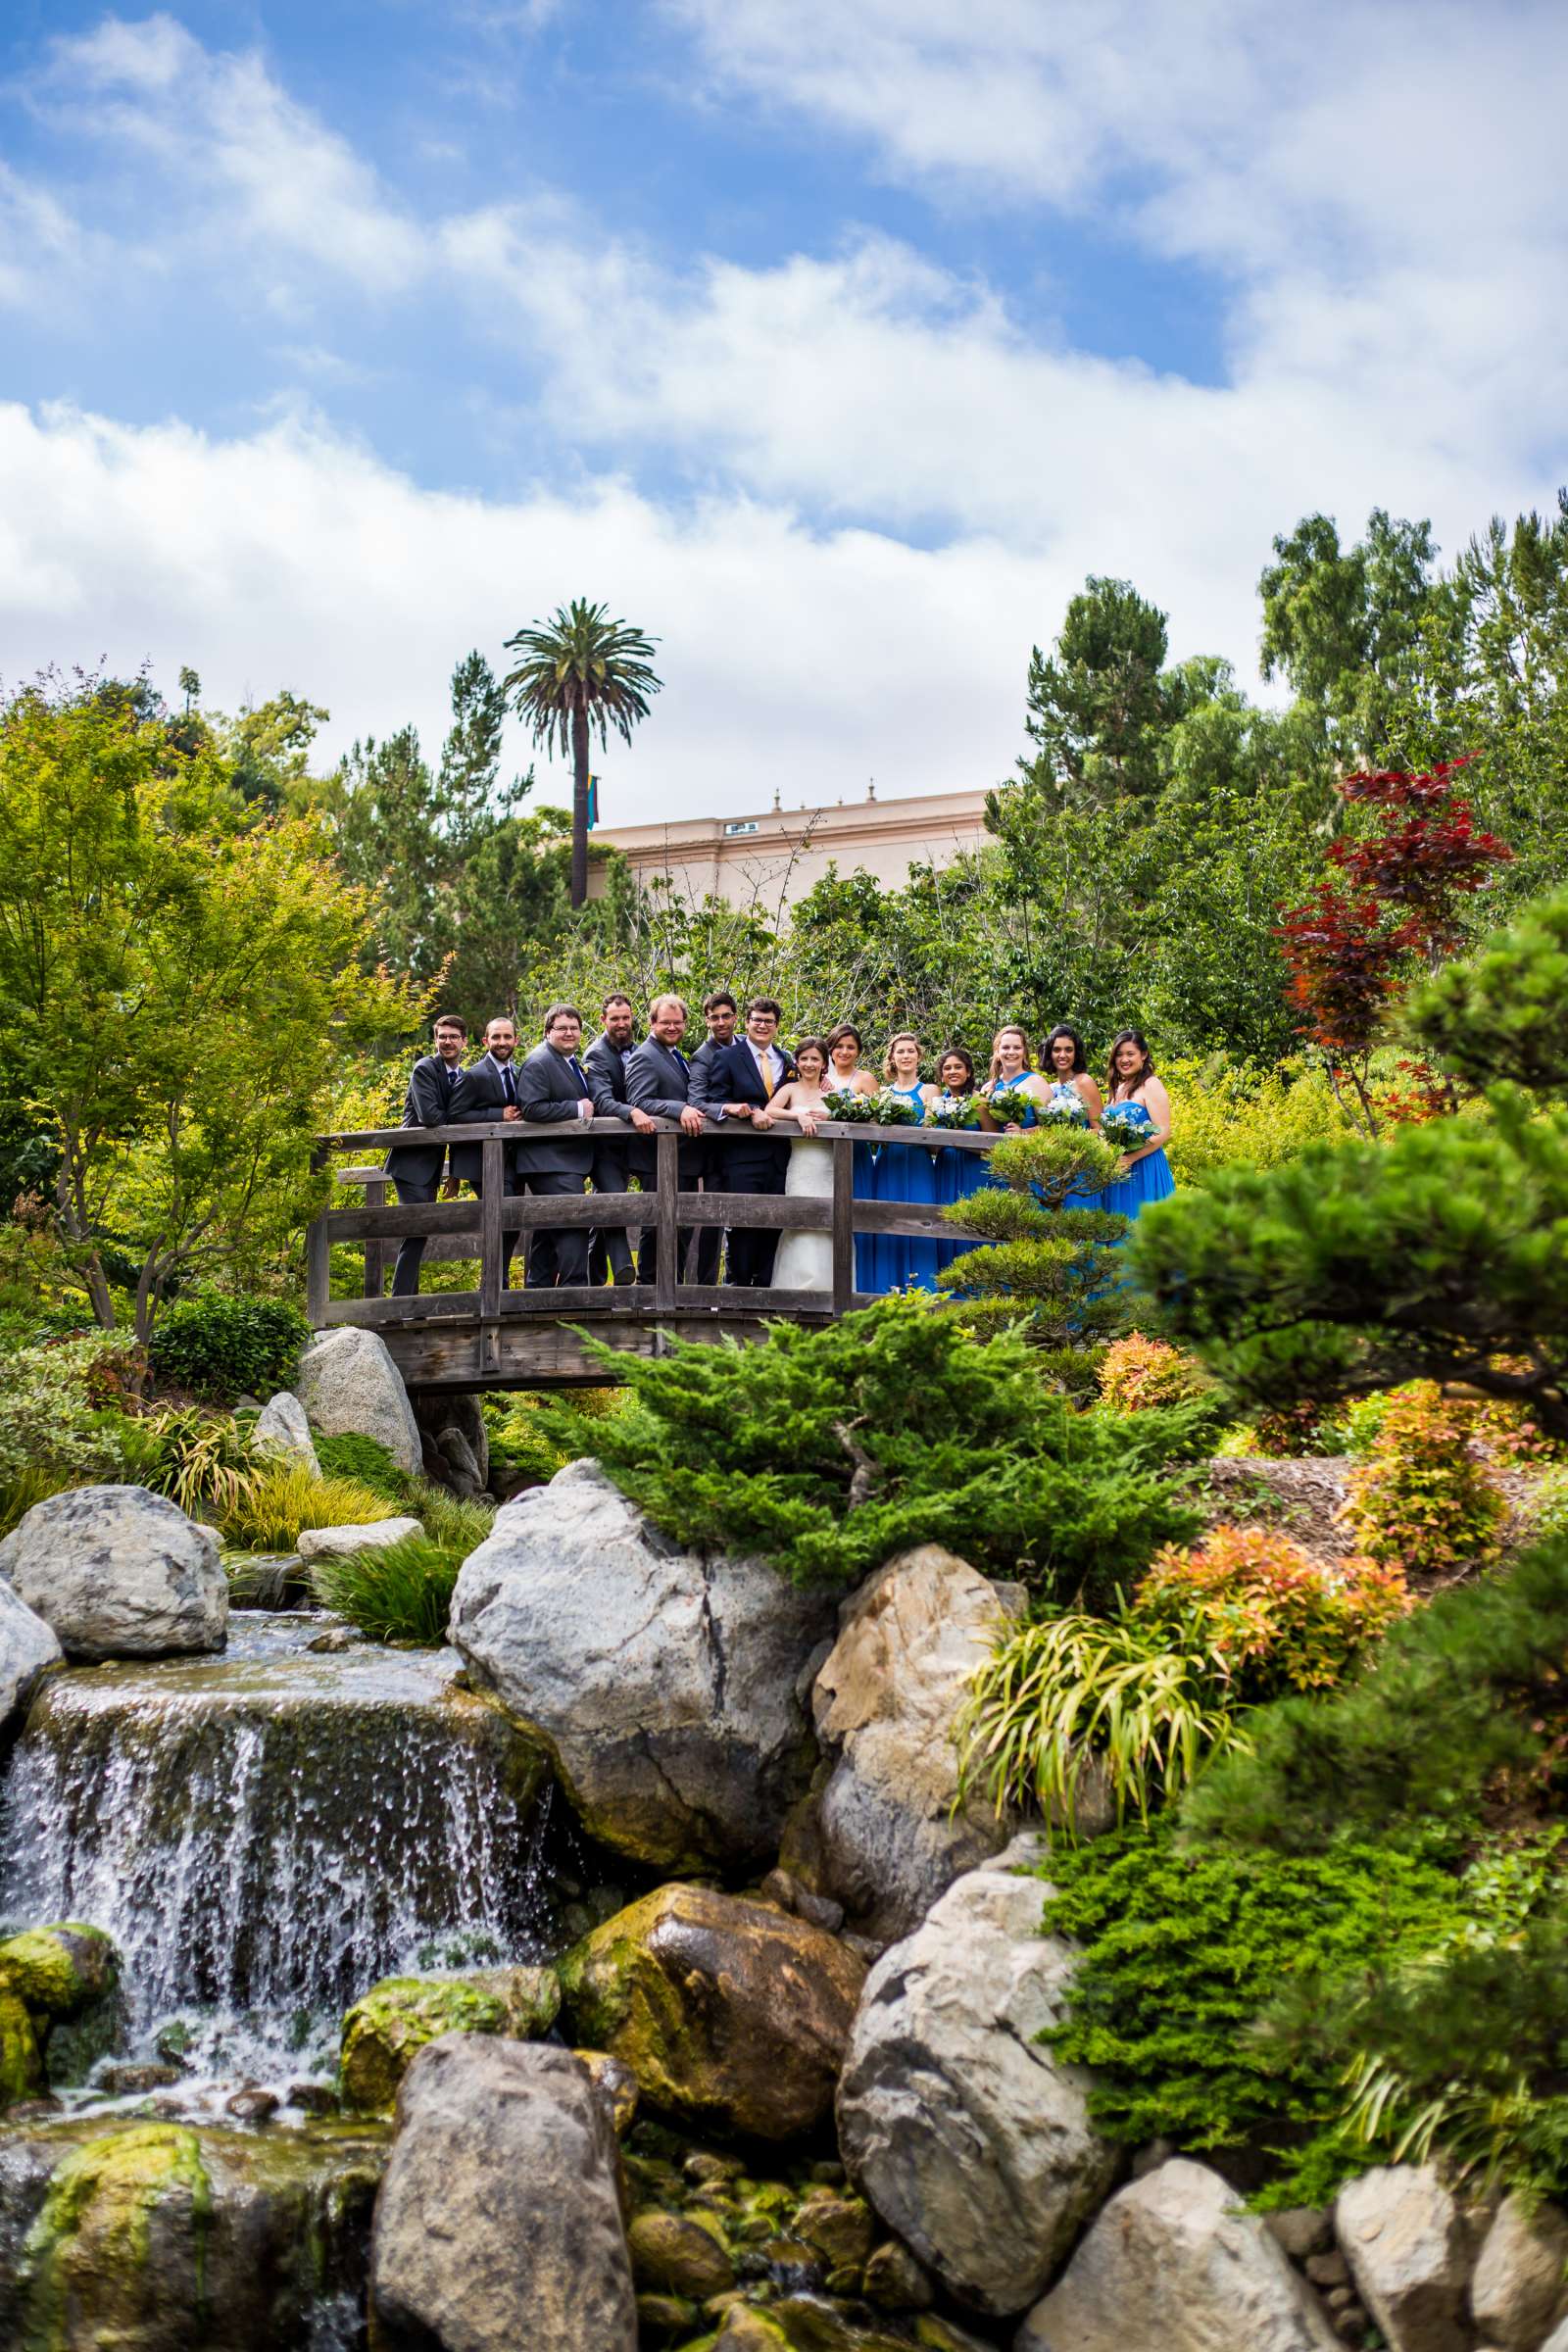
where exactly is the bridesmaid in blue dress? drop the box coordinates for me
[827,1024,880,1292]
[868,1032,939,1292]
[1099,1030,1176,1225]
[931,1046,988,1271]
[1041,1022,1105,1207]
[981,1024,1050,1132]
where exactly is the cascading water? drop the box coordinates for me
[0,1612,556,2111]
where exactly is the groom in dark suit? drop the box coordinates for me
[385,1013,468,1296]
[703,997,797,1287]
[515,1004,598,1289]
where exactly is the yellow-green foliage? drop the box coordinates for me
[219,1464,394,1552]
[1343,1383,1508,1579]
[1098,1334,1212,1412]
[485,1386,627,1484]
[1162,1055,1351,1188]
[0,1463,73,1540]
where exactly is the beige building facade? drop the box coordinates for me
[587,785,992,917]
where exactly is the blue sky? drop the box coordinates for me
[1,2,1564,823]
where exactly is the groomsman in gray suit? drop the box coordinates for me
[625,994,707,1286]
[385,1012,468,1296]
[585,992,658,1285]
[515,1004,598,1289]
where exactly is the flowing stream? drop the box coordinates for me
[0,1612,556,2119]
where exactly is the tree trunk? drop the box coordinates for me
[570,697,590,909]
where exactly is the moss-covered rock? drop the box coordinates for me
[0,1927,119,2025]
[574,2047,640,2137]
[559,1885,865,2142]
[340,1965,560,2110]
[628,2208,737,2298]
[14,2122,212,2349]
[0,1990,44,2109]
[792,2192,874,2274]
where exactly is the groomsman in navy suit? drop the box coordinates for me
[515,1004,598,1289]
[385,1012,468,1297]
[625,994,708,1286]
[687,990,739,1284]
[585,991,659,1284]
[449,1014,526,1287]
[702,998,797,1287]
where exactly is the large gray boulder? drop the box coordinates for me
[448,1462,834,1870]
[1470,2190,1568,2348]
[0,1578,61,1734]
[1334,2165,1470,2352]
[369,2034,636,2352]
[836,1837,1119,2317]
[787,1544,1018,1940]
[0,1486,226,1660]
[252,1390,319,1475]
[1015,2157,1339,2350]
[295,1326,421,1475]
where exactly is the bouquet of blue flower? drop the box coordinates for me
[923,1094,979,1130]
[871,1088,922,1126]
[1039,1093,1089,1129]
[822,1087,877,1122]
[1099,1104,1151,1154]
[986,1085,1037,1127]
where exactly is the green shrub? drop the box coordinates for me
[116,1406,262,1521]
[308,1533,464,1645]
[938,1129,1131,1364]
[583,1295,1200,1593]
[219,1464,394,1552]
[485,1387,627,1483]
[0,1338,142,1485]
[0,1464,74,1540]
[1135,1525,1410,1702]
[147,1294,310,1403]
[1160,1054,1352,1189]
[957,1609,1245,1833]
[314,1430,408,1500]
[409,1483,492,1558]
[1040,1823,1468,2190]
[1181,1533,1568,1855]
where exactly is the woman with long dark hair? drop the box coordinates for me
[1100,1029,1174,1222]
[929,1044,988,1271]
[867,1031,940,1293]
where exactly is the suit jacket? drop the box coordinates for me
[447,1053,522,1188]
[626,1036,705,1181]
[704,1037,798,1184]
[687,1036,725,1113]
[385,1054,460,1189]
[585,1032,649,1182]
[514,1042,597,1177]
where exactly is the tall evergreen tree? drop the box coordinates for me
[1020,576,1181,805]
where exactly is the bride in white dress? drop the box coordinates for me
[755,1037,835,1294]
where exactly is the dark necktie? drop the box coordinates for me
[568,1058,587,1092]
[672,1048,687,1074]
[502,1063,516,1106]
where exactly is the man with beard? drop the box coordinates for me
[449,1014,524,1287]
[584,991,659,1284]
[687,990,739,1285]
[625,994,707,1286]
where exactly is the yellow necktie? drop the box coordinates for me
[758,1048,773,1099]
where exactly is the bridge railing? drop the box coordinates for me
[308,1117,1001,1343]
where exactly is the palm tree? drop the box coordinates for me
[501,600,662,908]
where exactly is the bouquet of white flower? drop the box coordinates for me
[1040,1093,1089,1129]
[986,1085,1037,1127]
[923,1094,979,1129]
[871,1088,922,1126]
[1099,1104,1152,1155]
[822,1087,877,1122]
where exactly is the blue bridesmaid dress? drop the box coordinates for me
[1099,1099,1175,1226]
[851,1122,878,1293]
[1046,1081,1103,1211]
[933,1094,989,1271]
[868,1086,942,1292]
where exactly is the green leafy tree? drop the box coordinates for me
[938,1127,1130,1390]
[1259,508,1439,760]
[0,672,415,1335]
[502,600,662,908]
[1022,576,1184,805]
[1409,885,1568,1092]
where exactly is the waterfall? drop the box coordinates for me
[0,1615,553,2059]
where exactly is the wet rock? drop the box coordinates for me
[295,1514,422,1561]
[341,1964,561,2110]
[305,1623,356,1651]
[1016,2157,1339,2349]
[369,2034,635,2352]
[0,1577,61,1736]
[287,2082,338,2116]
[1334,2166,1469,2352]
[836,1838,1118,2315]
[223,2087,278,2123]
[0,1486,226,1660]
[1469,2190,1568,2348]
[574,2047,640,2135]
[770,2293,910,2349]
[863,2238,933,2310]
[560,1883,864,2142]
[783,1545,1021,1940]
[1268,2208,1335,2260]
[252,1390,319,1475]
[0,2114,386,2351]
[415,1391,489,1492]
[793,2189,874,2271]
[448,1462,835,1871]
[296,1326,422,1474]
[0,1923,118,2021]
[627,2207,736,2296]
[97,2064,181,2096]
[712,2311,791,2349]
[761,1867,846,1936]
[637,2289,699,2336]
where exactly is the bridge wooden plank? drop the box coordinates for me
[318,1119,1000,1152]
[323,1192,976,1242]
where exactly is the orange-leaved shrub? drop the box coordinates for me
[1341,1383,1508,1581]
[1134,1524,1410,1702]
[1099,1333,1211,1413]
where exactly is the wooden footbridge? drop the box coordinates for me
[307,1120,1000,1392]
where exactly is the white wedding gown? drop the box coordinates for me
[771,1137,834,1293]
